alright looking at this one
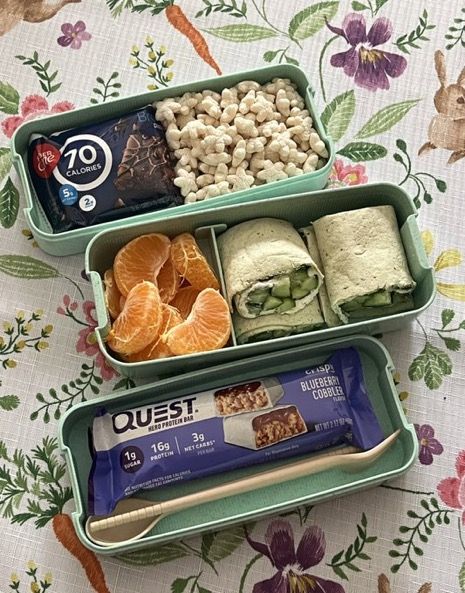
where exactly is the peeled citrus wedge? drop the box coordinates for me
[163,288,231,355]
[113,233,170,297]
[157,255,181,303]
[170,233,220,291]
[125,305,183,362]
[169,286,201,319]
[103,268,123,320]
[107,281,162,356]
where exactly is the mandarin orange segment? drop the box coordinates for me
[169,286,201,319]
[107,281,162,356]
[103,268,123,320]
[171,233,220,291]
[163,288,231,355]
[157,255,181,303]
[125,305,183,362]
[113,233,171,297]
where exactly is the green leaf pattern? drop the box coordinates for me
[1,1,465,591]
[288,2,339,41]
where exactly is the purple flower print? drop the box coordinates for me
[246,520,345,593]
[57,21,91,49]
[327,13,407,91]
[415,424,444,465]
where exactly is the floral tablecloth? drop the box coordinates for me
[1,1,464,592]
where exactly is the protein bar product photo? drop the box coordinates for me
[88,347,384,515]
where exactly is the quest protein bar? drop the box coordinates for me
[88,348,384,516]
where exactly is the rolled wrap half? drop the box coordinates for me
[300,226,342,328]
[312,205,416,324]
[217,218,323,319]
[234,298,325,344]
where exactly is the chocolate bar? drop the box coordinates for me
[213,377,283,416]
[28,106,181,233]
[89,348,385,516]
[224,405,307,449]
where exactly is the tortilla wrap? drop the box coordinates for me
[312,205,416,323]
[217,218,323,319]
[234,298,325,344]
[299,226,342,328]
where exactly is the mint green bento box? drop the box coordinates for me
[11,64,334,256]
[58,335,418,555]
[86,182,435,380]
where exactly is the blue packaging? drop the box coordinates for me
[88,348,384,516]
[28,106,182,233]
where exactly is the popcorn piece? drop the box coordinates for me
[284,162,304,177]
[220,88,238,108]
[174,169,198,197]
[276,89,291,117]
[239,90,256,114]
[227,166,254,191]
[200,152,231,166]
[200,96,221,119]
[197,173,215,188]
[257,162,288,183]
[303,153,318,173]
[237,80,261,94]
[214,162,229,183]
[309,132,329,158]
[235,116,258,138]
[232,139,246,167]
[220,103,238,124]
[165,123,181,149]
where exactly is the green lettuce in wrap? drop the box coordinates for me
[299,226,341,328]
[234,298,325,344]
[217,218,323,319]
[312,205,416,324]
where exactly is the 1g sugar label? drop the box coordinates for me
[53,133,113,191]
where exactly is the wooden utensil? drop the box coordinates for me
[86,429,400,547]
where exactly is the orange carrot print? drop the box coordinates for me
[0,437,110,593]
[53,514,111,593]
[165,4,222,75]
[107,0,222,74]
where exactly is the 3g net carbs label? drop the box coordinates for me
[88,348,385,516]
[27,106,181,233]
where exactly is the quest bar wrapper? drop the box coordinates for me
[88,348,384,516]
[28,106,182,233]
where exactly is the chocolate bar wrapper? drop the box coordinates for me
[28,106,182,233]
[88,348,384,516]
[223,405,308,449]
[213,377,283,416]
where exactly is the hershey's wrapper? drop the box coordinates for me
[88,348,384,516]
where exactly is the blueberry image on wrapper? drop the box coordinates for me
[27,106,181,233]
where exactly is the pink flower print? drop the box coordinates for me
[328,159,368,188]
[1,95,74,138]
[76,302,118,381]
[20,95,49,117]
[437,451,465,525]
[57,294,78,316]
[415,424,444,465]
[58,21,91,49]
